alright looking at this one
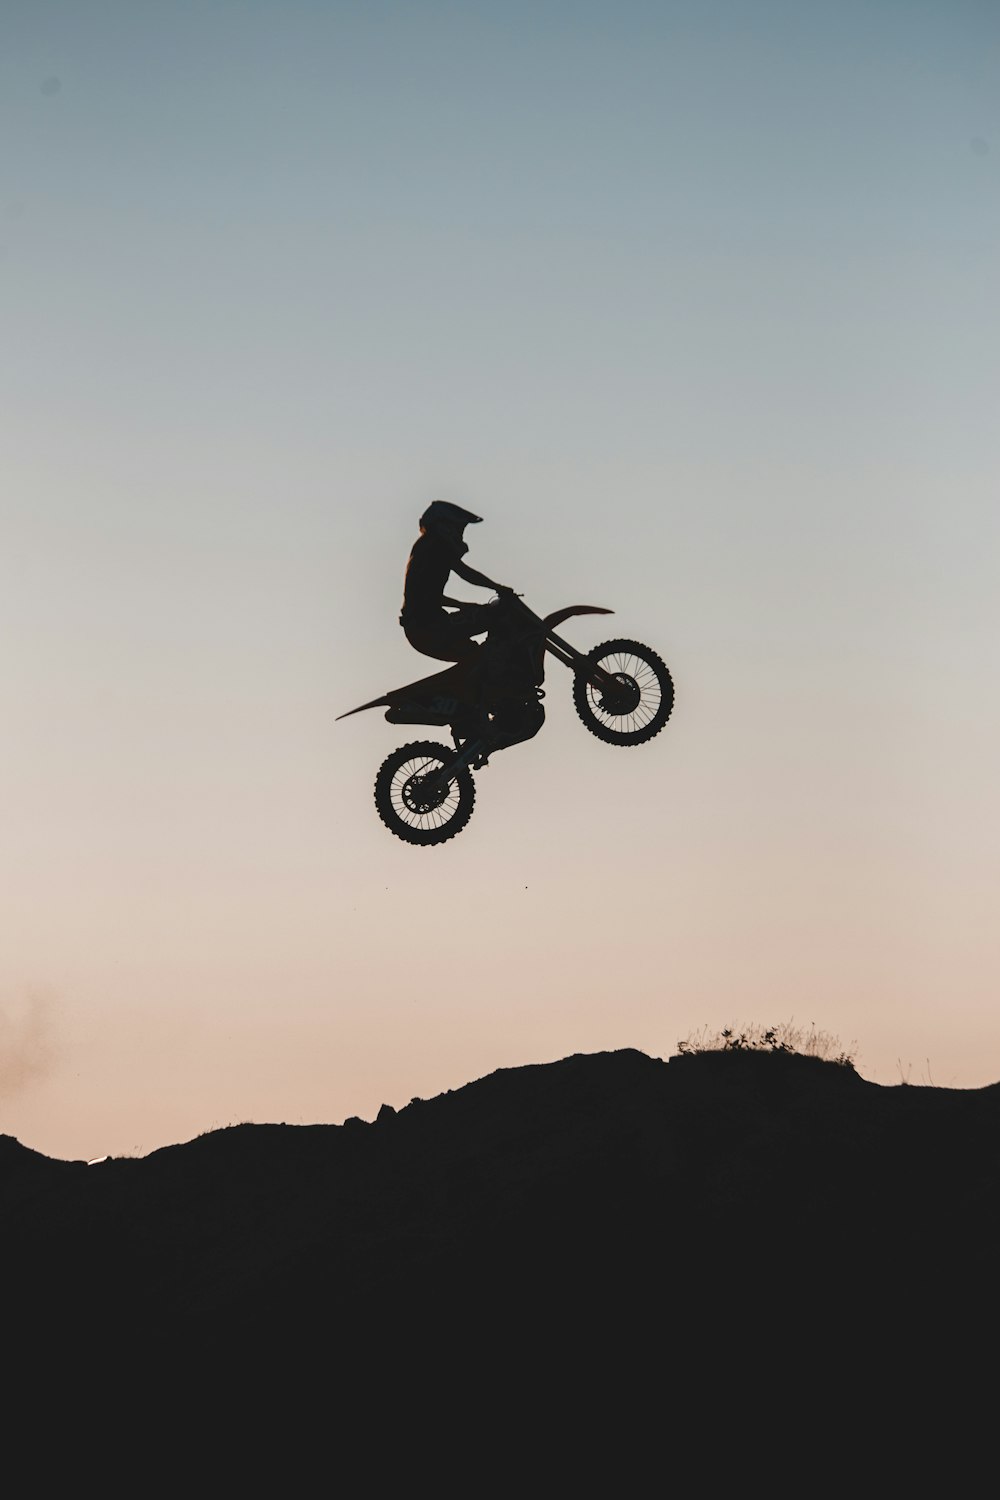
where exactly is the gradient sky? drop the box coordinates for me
[3,0,998,1161]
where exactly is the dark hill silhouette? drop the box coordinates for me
[5,1044,998,1464]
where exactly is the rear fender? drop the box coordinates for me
[336,656,481,722]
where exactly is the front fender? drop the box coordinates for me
[542,605,614,632]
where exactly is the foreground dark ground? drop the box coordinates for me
[5,1045,999,1442]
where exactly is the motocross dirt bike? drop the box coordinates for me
[337,587,674,845]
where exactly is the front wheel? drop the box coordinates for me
[374,741,476,845]
[573,639,674,746]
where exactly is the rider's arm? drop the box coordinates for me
[452,557,504,592]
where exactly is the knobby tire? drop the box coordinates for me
[374,740,476,845]
[572,639,674,746]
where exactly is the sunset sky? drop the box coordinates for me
[3,0,998,1162]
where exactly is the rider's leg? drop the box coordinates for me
[402,616,488,738]
[402,610,487,664]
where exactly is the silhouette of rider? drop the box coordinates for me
[400,501,509,664]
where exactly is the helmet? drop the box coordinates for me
[419,500,483,533]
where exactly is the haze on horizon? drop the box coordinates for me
[2,0,998,1162]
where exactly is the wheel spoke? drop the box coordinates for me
[374,740,477,845]
[390,754,464,828]
[572,639,673,747]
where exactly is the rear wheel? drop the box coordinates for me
[374,741,476,845]
[573,639,674,746]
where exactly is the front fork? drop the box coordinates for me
[545,631,620,695]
